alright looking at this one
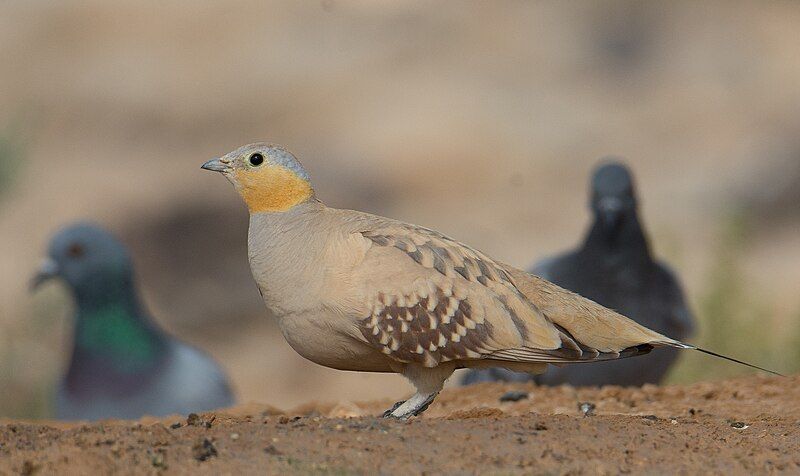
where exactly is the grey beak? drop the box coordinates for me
[201,158,229,173]
[597,197,623,231]
[31,258,60,291]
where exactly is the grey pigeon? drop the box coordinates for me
[463,161,696,387]
[32,223,235,420]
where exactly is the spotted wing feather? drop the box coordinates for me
[355,224,563,367]
[359,285,495,367]
[346,218,673,369]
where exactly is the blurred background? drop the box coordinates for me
[1,0,799,418]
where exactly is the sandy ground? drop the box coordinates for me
[1,374,797,475]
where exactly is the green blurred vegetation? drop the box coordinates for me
[0,337,53,419]
[0,286,62,419]
[0,134,21,199]
[0,121,36,417]
[791,308,800,369]
[0,138,14,192]
[669,212,798,383]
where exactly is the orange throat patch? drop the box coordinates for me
[234,166,314,213]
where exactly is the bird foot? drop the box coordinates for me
[414,393,436,415]
[382,400,406,418]
[382,392,438,419]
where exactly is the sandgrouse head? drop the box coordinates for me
[202,142,314,213]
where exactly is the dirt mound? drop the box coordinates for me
[1,375,798,474]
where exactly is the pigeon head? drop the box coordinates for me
[590,161,637,234]
[202,142,315,214]
[33,222,167,374]
[33,223,134,303]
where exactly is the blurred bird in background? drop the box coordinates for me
[463,161,696,386]
[32,223,235,421]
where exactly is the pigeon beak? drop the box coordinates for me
[201,158,231,173]
[31,258,60,291]
[597,197,623,231]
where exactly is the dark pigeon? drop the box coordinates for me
[462,161,696,387]
[33,223,235,420]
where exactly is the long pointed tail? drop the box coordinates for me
[669,342,785,377]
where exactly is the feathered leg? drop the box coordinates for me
[384,363,455,419]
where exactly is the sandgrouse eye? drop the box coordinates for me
[248,153,264,166]
[67,243,85,259]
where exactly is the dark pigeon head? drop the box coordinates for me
[32,223,134,301]
[590,161,637,234]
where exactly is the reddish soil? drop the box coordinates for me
[1,375,798,475]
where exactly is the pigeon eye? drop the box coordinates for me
[67,243,85,259]
[248,153,264,167]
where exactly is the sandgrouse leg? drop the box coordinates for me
[384,363,455,419]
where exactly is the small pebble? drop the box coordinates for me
[191,438,218,462]
[186,413,200,426]
[578,402,596,417]
[500,391,529,402]
[186,413,215,428]
[264,444,282,456]
[150,451,167,469]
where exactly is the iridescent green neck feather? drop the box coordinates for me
[74,301,165,373]
[70,275,167,373]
